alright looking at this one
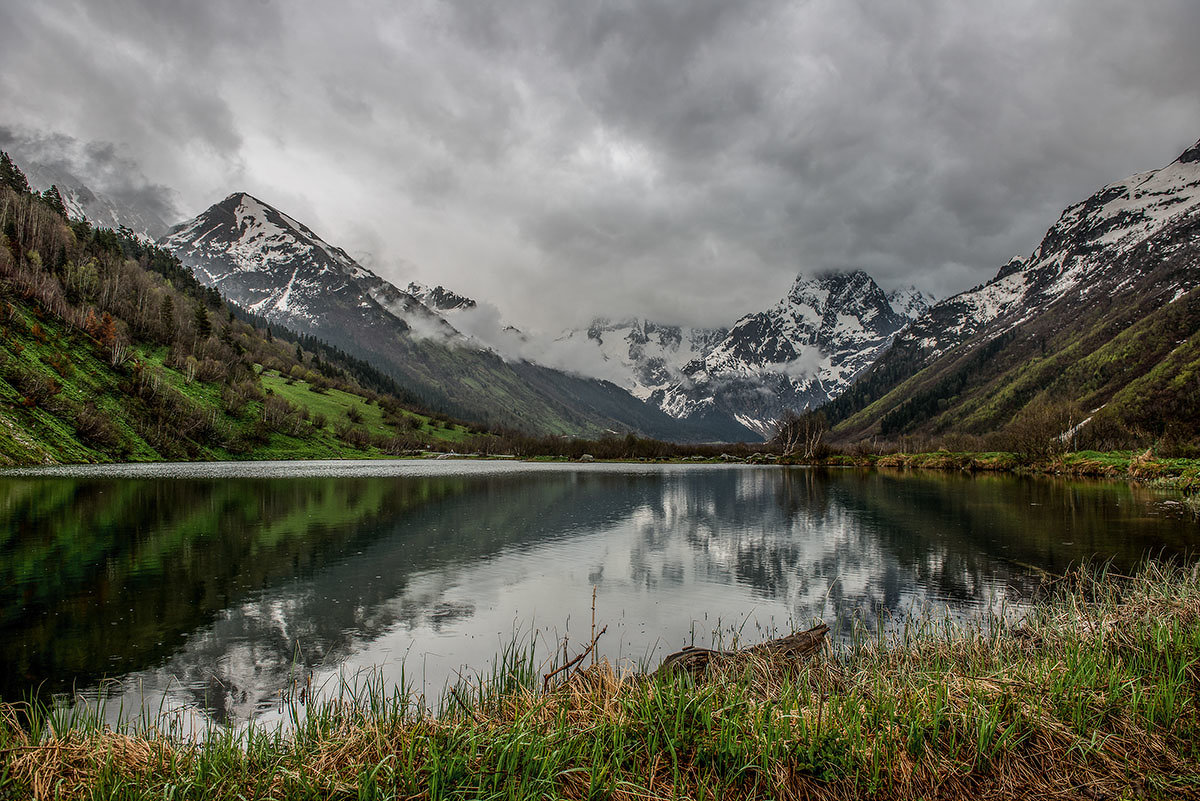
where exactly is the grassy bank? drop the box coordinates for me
[2,563,1199,799]
[802,449,1200,493]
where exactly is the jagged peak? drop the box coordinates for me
[885,285,936,320]
[797,268,872,287]
[215,191,275,215]
[406,281,476,311]
[1176,137,1200,165]
[786,268,890,311]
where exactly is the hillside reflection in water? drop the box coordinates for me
[1,461,1193,728]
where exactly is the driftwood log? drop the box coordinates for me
[654,623,830,679]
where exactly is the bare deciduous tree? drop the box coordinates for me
[773,410,828,459]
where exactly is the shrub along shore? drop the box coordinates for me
[802,449,1200,493]
[2,562,1198,800]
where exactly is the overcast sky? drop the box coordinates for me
[1,0,1198,332]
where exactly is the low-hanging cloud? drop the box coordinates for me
[0,126,180,230]
[771,351,827,382]
[2,0,1198,333]
[449,303,637,387]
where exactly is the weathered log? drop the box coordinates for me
[655,623,830,679]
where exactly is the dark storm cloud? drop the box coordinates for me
[2,0,1198,330]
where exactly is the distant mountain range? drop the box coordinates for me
[7,146,946,441]
[161,193,757,441]
[564,273,932,437]
[161,190,946,441]
[32,131,1196,446]
[824,137,1200,444]
[554,320,729,403]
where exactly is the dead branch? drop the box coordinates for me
[543,625,607,692]
[655,623,830,679]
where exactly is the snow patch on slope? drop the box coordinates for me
[901,139,1200,362]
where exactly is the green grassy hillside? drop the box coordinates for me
[828,214,1200,452]
[0,297,475,465]
[0,166,480,466]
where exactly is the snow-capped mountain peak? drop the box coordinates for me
[557,318,729,401]
[563,269,934,438]
[163,194,460,338]
[896,137,1200,363]
[886,285,936,319]
[653,269,933,436]
[406,282,476,312]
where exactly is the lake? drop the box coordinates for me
[1,460,1195,731]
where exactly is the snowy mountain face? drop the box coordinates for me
[886,286,938,320]
[649,271,931,436]
[556,320,729,401]
[898,138,1200,363]
[406,282,476,313]
[162,193,459,340]
[162,193,754,441]
[21,160,173,240]
[822,136,1200,442]
[563,274,932,438]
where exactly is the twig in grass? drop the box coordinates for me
[543,625,607,692]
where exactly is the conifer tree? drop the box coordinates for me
[0,151,31,194]
[193,300,212,340]
[159,294,175,339]
[41,185,68,218]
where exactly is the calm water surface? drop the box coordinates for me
[1,460,1195,730]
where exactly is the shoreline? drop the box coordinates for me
[3,448,1197,492]
[804,449,1200,492]
[3,562,1198,799]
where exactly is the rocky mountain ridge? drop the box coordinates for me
[163,193,461,341]
[20,159,174,240]
[406,282,477,313]
[568,273,933,437]
[826,136,1200,442]
[662,272,932,436]
[162,193,757,441]
[896,138,1200,365]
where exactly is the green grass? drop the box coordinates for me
[3,562,1199,799]
[800,448,1200,492]
[0,301,486,466]
[260,372,474,445]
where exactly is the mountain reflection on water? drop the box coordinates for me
[0,461,1193,727]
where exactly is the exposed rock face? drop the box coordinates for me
[652,272,932,436]
[893,138,1200,365]
[163,192,458,340]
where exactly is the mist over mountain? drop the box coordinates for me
[554,279,932,437]
[0,127,177,239]
[162,192,759,441]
